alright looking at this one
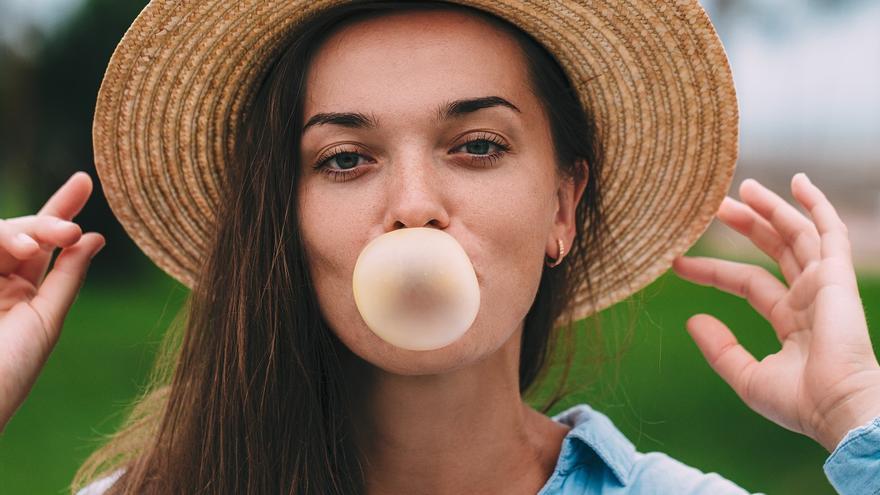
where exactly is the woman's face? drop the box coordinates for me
[297,9,581,375]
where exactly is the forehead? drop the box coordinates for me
[304,8,533,116]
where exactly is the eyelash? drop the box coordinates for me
[312,132,511,183]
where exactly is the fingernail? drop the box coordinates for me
[741,177,761,189]
[90,241,106,259]
[16,233,38,248]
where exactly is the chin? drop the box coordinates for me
[342,312,513,377]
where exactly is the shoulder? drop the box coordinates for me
[626,450,760,494]
[75,468,125,495]
[541,403,762,495]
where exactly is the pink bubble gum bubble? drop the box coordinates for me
[352,228,480,351]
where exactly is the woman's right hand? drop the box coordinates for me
[0,171,106,433]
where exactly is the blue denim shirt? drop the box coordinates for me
[540,403,880,495]
[78,402,880,494]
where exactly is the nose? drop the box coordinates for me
[382,155,450,232]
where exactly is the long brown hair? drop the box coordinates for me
[73,2,623,493]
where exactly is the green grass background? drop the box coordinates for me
[0,242,877,494]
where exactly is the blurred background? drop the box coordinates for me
[0,0,877,493]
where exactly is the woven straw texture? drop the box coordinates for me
[92,0,739,326]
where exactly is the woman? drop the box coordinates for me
[0,1,877,494]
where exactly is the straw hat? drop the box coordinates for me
[92,0,739,325]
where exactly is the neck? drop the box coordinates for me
[353,324,571,495]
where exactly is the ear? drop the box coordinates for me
[547,160,589,260]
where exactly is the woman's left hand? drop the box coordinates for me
[671,173,880,453]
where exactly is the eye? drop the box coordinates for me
[312,146,372,183]
[453,132,511,167]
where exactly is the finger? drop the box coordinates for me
[19,217,84,286]
[685,313,759,404]
[27,233,105,340]
[37,171,93,220]
[0,216,83,282]
[790,173,852,263]
[6,215,83,249]
[20,171,91,285]
[672,256,788,334]
[717,196,802,284]
[0,227,42,262]
[739,178,820,270]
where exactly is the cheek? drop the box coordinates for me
[297,180,374,273]
[297,183,396,364]
[296,185,362,324]
[473,160,555,275]
[464,164,557,338]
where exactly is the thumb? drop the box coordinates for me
[686,313,759,402]
[28,233,105,339]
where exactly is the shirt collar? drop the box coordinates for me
[550,403,636,486]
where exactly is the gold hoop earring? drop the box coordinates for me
[545,238,565,268]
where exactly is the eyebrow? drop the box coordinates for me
[301,96,521,135]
